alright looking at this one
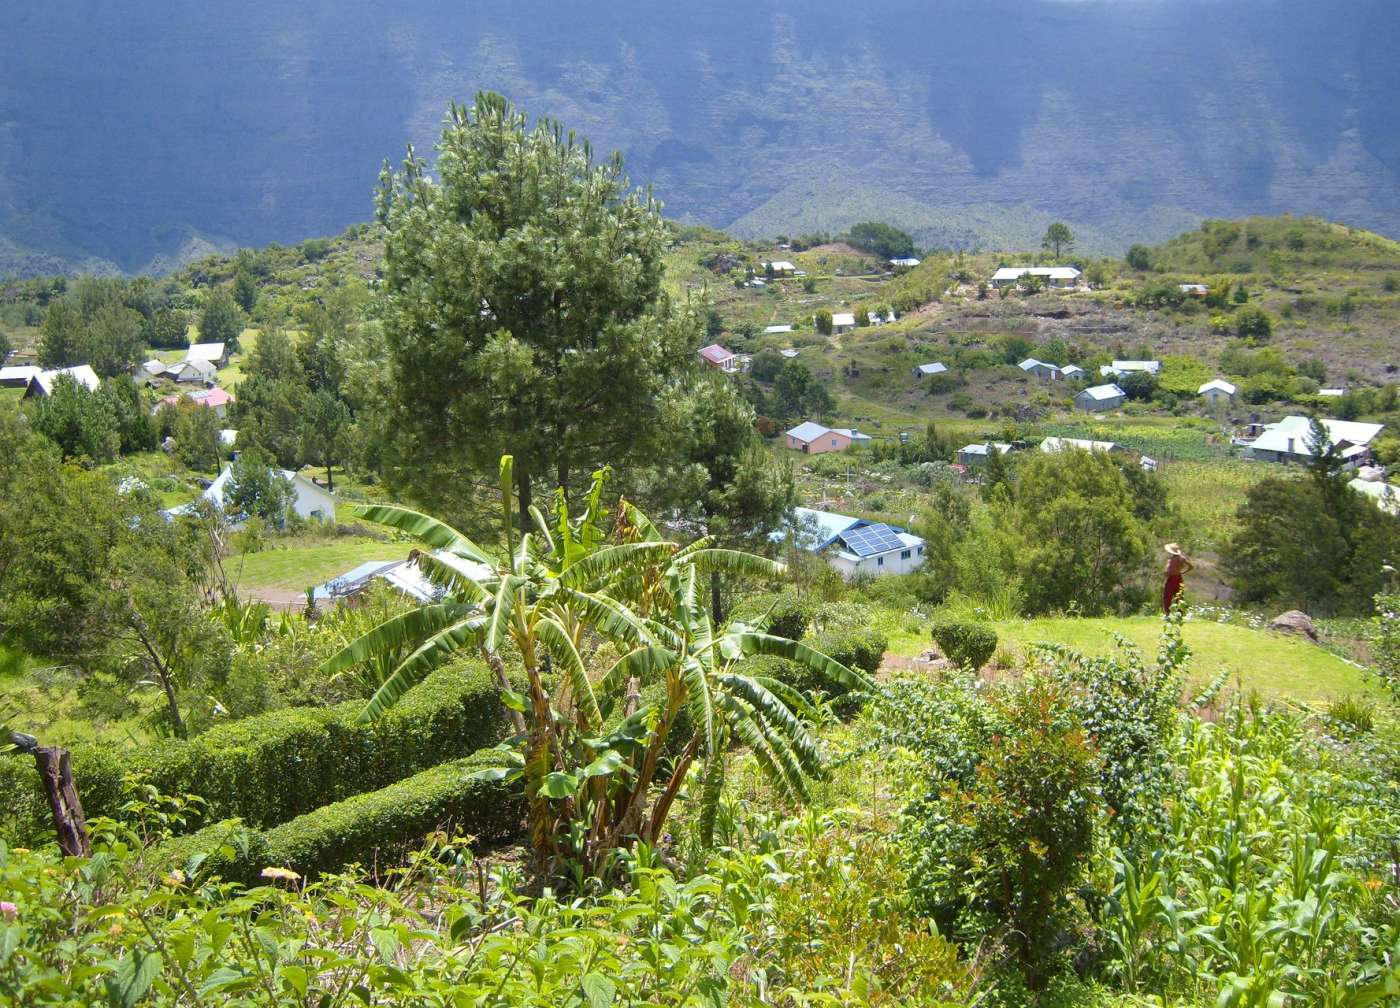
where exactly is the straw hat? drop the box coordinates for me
[1163,542,1183,557]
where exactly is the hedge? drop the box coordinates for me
[158,747,524,884]
[2,659,509,845]
[930,620,998,671]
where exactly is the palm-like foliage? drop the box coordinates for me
[320,456,872,877]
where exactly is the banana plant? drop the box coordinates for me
[320,455,871,878]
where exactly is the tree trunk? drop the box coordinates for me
[710,570,724,626]
[326,463,334,492]
[33,745,91,857]
[485,651,526,737]
[515,464,533,533]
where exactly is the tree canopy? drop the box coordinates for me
[374,92,696,520]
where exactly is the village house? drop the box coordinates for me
[1075,383,1127,412]
[1318,388,1346,398]
[1059,364,1085,380]
[0,364,40,388]
[698,343,740,373]
[779,506,926,580]
[779,348,800,358]
[185,342,228,367]
[1018,357,1061,380]
[311,551,495,607]
[957,442,1014,466]
[159,386,235,419]
[1243,416,1383,468]
[1100,360,1161,378]
[762,260,797,277]
[1198,378,1237,406]
[1349,478,1400,516]
[989,266,1082,289]
[888,257,921,270]
[23,365,101,398]
[913,362,948,378]
[1040,436,1121,454]
[1179,283,1209,298]
[830,312,856,334]
[165,462,337,526]
[785,420,871,454]
[763,324,793,335]
[164,358,218,384]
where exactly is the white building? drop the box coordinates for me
[957,442,1014,465]
[763,324,794,334]
[1349,479,1400,516]
[1198,379,1237,406]
[23,365,101,398]
[830,312,856,334]
[913,362,948,378]
[1060,364,1085,380]
[1100,360,1161,378]
[1040,436,1120,454]
[888,257,921,269]
[1018,358,1061,380]
[165,464,336,526]
[1244,416,1383,468]
[780,506,925,579]
[989,266,1082,289]
[1075,383,1127,412]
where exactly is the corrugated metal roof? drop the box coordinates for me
[1079,383,1125,401]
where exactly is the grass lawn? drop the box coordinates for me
[888,614,1378,708]
[228,537,404,593]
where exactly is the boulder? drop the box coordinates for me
[1269,610,1319,642]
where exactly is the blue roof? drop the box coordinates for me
[837,523,906,558]
[776,506,862,551]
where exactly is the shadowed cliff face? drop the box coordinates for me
[2,0,1397,273]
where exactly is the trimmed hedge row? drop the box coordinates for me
[158,747,524,884]
[2,660,509,845]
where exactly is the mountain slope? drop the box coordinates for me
[3,0,1400,274]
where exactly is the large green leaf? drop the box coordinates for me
[415,552,493,602]
[484,575,524,653]
[718,693,808,804]
[320,604,477,678]
[682,656,717,759]
[718,674,823,777]
[597,644,679,699]
[620,499,663,542]
[357,615,488,722]
[347,504,490,562]
[536,616,601,726]
[686,548,785,580]
[727,632,875,692]
[558,541,677,589]
[104,950,162,1008]
[557,588,650,649]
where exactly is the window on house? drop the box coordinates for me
[877,556,884,566]
[830,438,838,447]
[900,549,910,559]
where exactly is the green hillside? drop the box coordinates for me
[1141,215,1400,276]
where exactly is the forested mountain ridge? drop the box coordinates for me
[4,0,1400,275]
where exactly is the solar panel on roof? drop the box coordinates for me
[839,523,905,557]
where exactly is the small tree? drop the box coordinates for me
[1124,244,1152,271]
[1233,306,1273,343]
[232,266,258,313]
[814,309,833,336]
[174,404,224,472]
[224,450,295,526]
[1043,222,1074,258]
[198,286,245,350]
[300,389,352,490]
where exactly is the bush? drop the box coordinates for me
[930,620,998,670]
[2,660,508,844]
[731,591,813,641]
[158,747,524,883]
[902,678,1098,987]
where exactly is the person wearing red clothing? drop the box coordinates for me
[1162,542,1193,614]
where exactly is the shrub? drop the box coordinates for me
[903,678,1098,987]
[930,619,997,670]
[2,660,508,844]
[732,591,813,640]
[157,747,524,883]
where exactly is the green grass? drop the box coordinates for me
[228,538,403,593]
[886,614,1378,707]
[991,616,1374,707]
[1160,458,1270,551]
